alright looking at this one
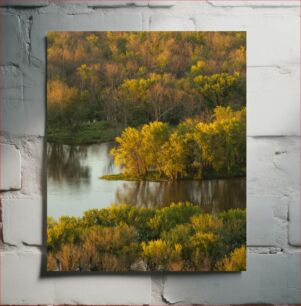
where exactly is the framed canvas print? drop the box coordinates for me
[47,32,246,272]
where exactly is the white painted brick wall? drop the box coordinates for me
[1,13,24,66]
[0,143,21,190]
[162,252,300,304]
[0,0,49,7]
[2,198,43,246]
[0,0,300,304]
[1,251,151,305]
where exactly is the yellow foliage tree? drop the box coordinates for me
[193,72,241,107]
[159,132,187,180]
[111,127,146,176]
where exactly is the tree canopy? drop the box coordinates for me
[47,32,246,132]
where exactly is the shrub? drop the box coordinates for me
[215,245,246,271]
[47,204,246,272]
[148,202,202,237]
[48,244,82,271]
[191,214,223,233]
[218,209,246,253]
[141,239,182,271]
[47,216,82,251]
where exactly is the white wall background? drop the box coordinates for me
[0,0,300,304]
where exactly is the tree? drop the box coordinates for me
[111,122,170,177]
[159,131,187,180]
[111,127,146,176]
[194,106,246,176]
[140,121,170,172]
[193,72,241,108]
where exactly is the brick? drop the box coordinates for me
[2,198,43,246]
[0,143,21,191]
[1,251,151,304]
[12,100,45,135]
[0,65,22,102]
[247,195,281,246]
[163,252,300,304]
[19,138,44,196]
[1,66,23,135]
[1,251,55,304]
[1,13,24,65]
[248,13,300,68]
[206,0,300,7]
[1,65,46,136]
[272,137,300,194]
[22,66,46,136]
[288,193,300,246]
[147,1,176,7]
[47,0,175,7]
[86,1,149,7]
[248,66,300,136]
[149,15,195,30]
[0,0,49,6]
[248,137,299,197]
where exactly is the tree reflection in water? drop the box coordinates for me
[47,143,90,187]
[115,178,245,213]
[47,142,245,217]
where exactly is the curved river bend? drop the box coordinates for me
[47,142,246,219]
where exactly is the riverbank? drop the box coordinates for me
[100,173,169,182]
[100,172,246,182]
[47,121,122,145]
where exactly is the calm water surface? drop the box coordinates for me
[47,143,246,219]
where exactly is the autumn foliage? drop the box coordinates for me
[47,32,246,142]
[109,106,246,180]
[47,203,246,272]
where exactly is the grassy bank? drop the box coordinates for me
[100,172,246,182]
[47,121,123,145]
[100,173,169,182]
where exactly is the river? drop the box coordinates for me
[47,142,246,219]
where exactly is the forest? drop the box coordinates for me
[48,203,246,272]
[47,32,246,144]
